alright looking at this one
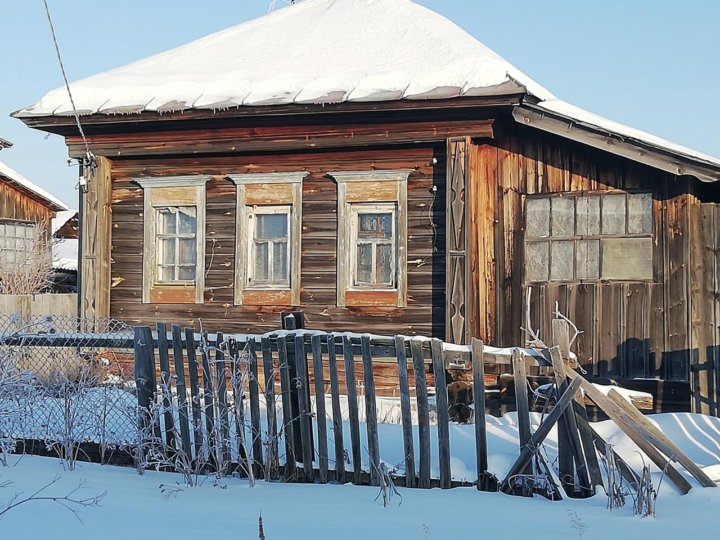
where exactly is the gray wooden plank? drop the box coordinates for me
[155,322,175,449]
[171,324,192,458]
[394,336,416,488]
[328,335,346,483]
[277,334,297,481]
[343,334,363,485]
[431,339,451,489]
[247,339,264,477]
[362,334,381,486]
[471,338,489,491]
[411,339,431,489]
[261,336,280,480]
[183,327,203,458]
[294,334,315,482]
[311,334,329,484]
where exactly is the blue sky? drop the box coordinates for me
[0,0,718,208]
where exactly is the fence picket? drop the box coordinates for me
[311,334,329,484]
[411,339,431,489]
[247,339,264,477]
[133,326,156,439]
[155,322,176,449]
[471,339,489,491]
[512,348,533,496]
[228,338,247,477]
[294,334,315,481]
[277,335,298,480]
[362,334,381,486]
[327,335,346,484]
[171,324,192,458]
[394,336,416,488]
[183,327,203,457]
[431,338,451,489]
[200,331,217,462]
[261,336,280,480]
[214,332,231,471]
[343,334,363,485]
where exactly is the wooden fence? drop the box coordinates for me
[0,293,77,318]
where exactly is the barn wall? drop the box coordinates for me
[0,180,54,230]
[109,145,446,336]
[470,120,699,383]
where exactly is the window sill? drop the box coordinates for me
[345,289,401,307]
[240,288,293,306]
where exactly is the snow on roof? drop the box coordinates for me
[14,0,720,177]
[0,160,68,211]
[51,209,78,236]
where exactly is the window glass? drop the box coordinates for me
[551,197,575,237]
[0,221,38,270]
[576,240,600,280]
[525,242,549,282]
[628,193,653,234]
[352,207,395,287]
[155,206,197,283]
[550,241,574,280]
[601,194,626,235]
[526,198,550,239]
[249,207,290,287]
[576,196,600,236]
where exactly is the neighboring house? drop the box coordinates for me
[51,210,79,293]
[0,142,69,283]
[13,0,720,402]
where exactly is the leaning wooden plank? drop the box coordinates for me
[431,339,452,489]
[294,334,315,482]
[590,424,640,491]
[171,324,193,458]
[277,335,297,481]
[343,334,363,485]
[183,327,203,458]
[411,339,431,489]
[260,336,280,480]
[394,336,416,488]
[361,335,381,487]
[607,388,716,488]
[565,371,693,493]
[549,347,591,496]
[214,332,232,471]
[502,376,583,491]
[512,348,533,494]
[247,339,264,478]
[155,322,175,449]
[311,334,329,484]
[471,339,489,491]
[327,335,346,484]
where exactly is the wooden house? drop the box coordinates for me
[13,0,720,409]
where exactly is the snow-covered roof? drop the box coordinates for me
[51,209,78,236]
[14,0,720,180]
[0,137,11,150]
[0,160,69,211]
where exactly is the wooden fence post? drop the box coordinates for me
[431,338,451,489]
[471,338,490,491]
[394,336,416,488]
[133,325,156,435]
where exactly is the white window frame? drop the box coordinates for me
[155,206,198,284]
[349,203,397,289]
[136,176,210,304]
[229,172,305,306]
[246,205,292,288]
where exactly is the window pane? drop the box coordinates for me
[256,213,288,239]
[273,242,289,281]
[376,243,394,284]
[525,242,549,282]
[526,198,550,239]
[550,241,574,280]
[178,238,196,265]
[628,193,652,234]
[358,213,393,239]
[158,208,177,235]
[253,242,269,282]
[601,237,653,280]
[576,240,600,279]
[158,266,174,282]
[178,208,197,234]
[178,266,196,281]
[356,243,373,284]
[551,197,575,237]
[602,194,626,235]
[159,238,175,266]
[576,196,600,236]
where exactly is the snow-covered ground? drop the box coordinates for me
[1,413,719,539]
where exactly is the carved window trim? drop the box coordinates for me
[228,172,304,306]
[332,169,412,307]
[523,191,654,284]
[136,176,210,304]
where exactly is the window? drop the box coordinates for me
[333,169,412,307]
[524,192,653,283]
[0,221,37,269]
[350,205,396,288]
[136,176,209,304]
[229,173,304,306]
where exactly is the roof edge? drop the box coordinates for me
[0,137,12,150]
[513,104,720,183]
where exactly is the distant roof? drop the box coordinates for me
[0,137,11,150]
[0,160,69,212]
[52,209,78,236]
[14,0,720,181]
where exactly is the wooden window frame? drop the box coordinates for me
[246,205,292,288]
[229,172,305,306]
[136,176,210,304]
[349,203,397,289]
[523,191,654,284]
[332,169,412,308]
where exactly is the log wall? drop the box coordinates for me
[0,180,54,230]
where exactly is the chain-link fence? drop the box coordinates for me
[0,314,139,458]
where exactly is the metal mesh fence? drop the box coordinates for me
[0,314,139,452]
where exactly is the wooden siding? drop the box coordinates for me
[0,180,54,229]
[109,145,446,336]
[469,120,701,381]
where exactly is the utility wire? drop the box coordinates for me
[42,0,95,176]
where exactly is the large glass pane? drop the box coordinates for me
[178,266,195,281]
[178,238,196,265]
[601,237,653,280]
[525,241,549,282]
[576,240,600,279]
[601,194,626,235]
[376,243,394,284]
[178,208,197,234]
[358,213,393,239]
[159,238,175,266]
[273,241,289,281]
[526,198,550,239]
[256,213,287,240]
[576,196,600,236]
[356,243,372,284]
[253,242,269,282]
[551,197,575,237]
[628,193,652,235]
[550,241,574,281]
[158,208,177,235]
